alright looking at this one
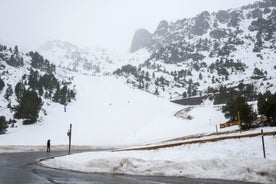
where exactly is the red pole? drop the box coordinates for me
[261,129,266,158]
[68,124,72,155]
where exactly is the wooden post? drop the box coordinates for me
[261,129,266,158]
[216,125,218,135]
[68,123,72,155]
[237,110,241,133]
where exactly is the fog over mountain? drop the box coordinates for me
[0,0,258,52]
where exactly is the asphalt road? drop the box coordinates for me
[0,151,261,184]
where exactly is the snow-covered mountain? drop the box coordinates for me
[39,40,115,75]
[39,40,150,75]
[0,44,76,129]
[123,0,276,100]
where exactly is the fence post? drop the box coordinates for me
[68,123,72,155]
[261,129,266,158]
[238,110,241,133]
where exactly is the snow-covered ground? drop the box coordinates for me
[0,75,182,146]
[41,135,276,183]
[1,74,276,183]
[0,74,231,147]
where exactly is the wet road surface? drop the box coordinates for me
[0,151,260,184]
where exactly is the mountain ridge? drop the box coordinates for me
[117,0,276,101]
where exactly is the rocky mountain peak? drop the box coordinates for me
[116,0,276,100]
[153,20,169,36]
[130,29,152,53]
[191,11,211,36]
[216,10,230,24]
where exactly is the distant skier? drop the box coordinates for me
[47,139,51,152]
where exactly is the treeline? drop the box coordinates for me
[28,51,56,74]
[0,45,24,67]
[24,68,76,104]
[0,45,76,133]
[1,69,75,126]
[222,91,276,129]
[211,83,256,105]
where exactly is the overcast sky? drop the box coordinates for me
[0,0,258,53]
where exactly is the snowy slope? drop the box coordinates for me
[0,74,231,146]
[0,43,236,147]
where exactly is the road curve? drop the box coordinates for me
[0,151,260,184]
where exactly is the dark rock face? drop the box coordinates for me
[227,11,241,27]
[191,11,210,36]
[249,9,276,36]
[116,0,276,100]
[251,8,263,19]
[264,7,271,14]
[249,17,269,31]
[153,20,169,37]
[210,29,228,39]
[129,0,275,55]
[216,10,230,24]
[130,29,152,53]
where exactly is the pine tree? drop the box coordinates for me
[15,81,25,100]
[257,92,276,123]
[5,84,13,100]
[39,73,59,90]
[14,45,19,55]
[145,71,150,81]
[14,90,43,124]
[183,92,187,98]
[199,73,203,80]
[154,88,159,95]
[28,69,40,89]
[53,85,61,103]
[187,80,193,97]
[0,78,5,91]
[59,85,68,105]
[145,83,149,90]
[222,96,255,127]
[0,116,8,134]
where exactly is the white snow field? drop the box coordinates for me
[41,135,276,183]
[0,75,186,146]
[0,74,234,147]
[1,74,276,183]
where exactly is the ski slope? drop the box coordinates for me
[0,75,229,146]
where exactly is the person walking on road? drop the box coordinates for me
[47,139,51,152]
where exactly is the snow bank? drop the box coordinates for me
[0,145,110,153]
[41,135,276,183]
